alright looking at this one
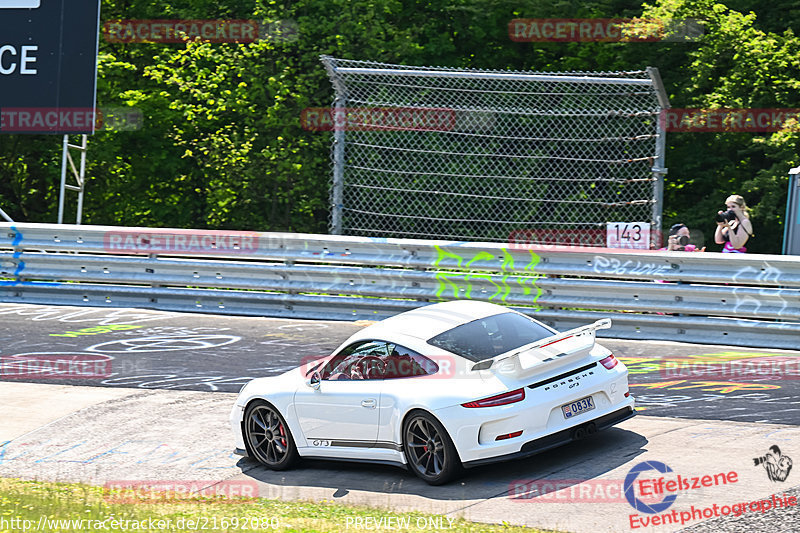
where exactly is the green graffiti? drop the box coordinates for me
[521,250,543,301]
[501,249,515,271]
[435,271,464,299]
[499,250,516,301]
[433,245,464,267]
[466,251,495,268]
[50,324,144,337]
[433,246,542,305]
[524,249,540,272]
[434,246,464,298]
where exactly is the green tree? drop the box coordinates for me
[2,0,797,255]
[641,0,800,252]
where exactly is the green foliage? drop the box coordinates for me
[0,0,797,253]
[640,0,800,252]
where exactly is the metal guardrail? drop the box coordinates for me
[1,223,799,349]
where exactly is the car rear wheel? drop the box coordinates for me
[403,411,461,485]
[244,401,298,470]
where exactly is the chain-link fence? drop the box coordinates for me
[321,56,668,247]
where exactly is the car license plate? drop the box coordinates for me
[562,396,595,419]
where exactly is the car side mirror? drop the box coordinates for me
[306,371,321,390]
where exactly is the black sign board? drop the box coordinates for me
[0,0,102,134]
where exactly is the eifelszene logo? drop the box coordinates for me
[624,460,678,514]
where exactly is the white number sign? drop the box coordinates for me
[606,222,651,249]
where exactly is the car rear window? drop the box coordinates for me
[427,312,554,362]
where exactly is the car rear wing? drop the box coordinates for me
[470,318,612,375]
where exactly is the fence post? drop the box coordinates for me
[648,67,669,249]
[322,56,346,235]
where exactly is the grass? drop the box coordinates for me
[0,478,560,533]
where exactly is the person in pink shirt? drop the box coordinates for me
[714,194,754,253]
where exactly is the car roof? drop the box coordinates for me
[358,300,513,342]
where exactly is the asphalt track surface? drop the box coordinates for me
[2,303,800,532]
[1,303,799,424]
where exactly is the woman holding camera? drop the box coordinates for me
[714,194,753,253]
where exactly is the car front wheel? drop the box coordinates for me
[403,411,462,485]
[244,400,298,470]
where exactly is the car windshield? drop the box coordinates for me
[427,312,554,362]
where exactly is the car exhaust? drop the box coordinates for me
[570,422,597,440]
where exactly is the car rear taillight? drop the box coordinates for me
[599,354,619,370]
[462,388,525,408]
[496,430,523,441]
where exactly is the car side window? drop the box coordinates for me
[382,344,440,379]
[320,340,390,381]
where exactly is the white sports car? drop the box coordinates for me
[231,300,635,485]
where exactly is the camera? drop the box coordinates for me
[715,209,737,223]
[676,235,689,246]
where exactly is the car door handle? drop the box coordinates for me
[361,399,377,409]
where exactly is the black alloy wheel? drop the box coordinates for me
[244,401,298,470]
[403,411,461,485]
